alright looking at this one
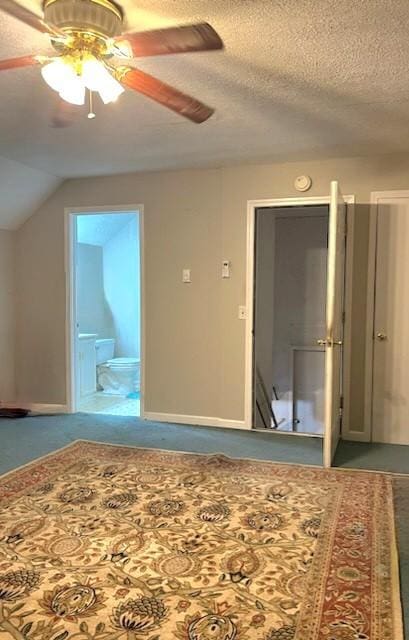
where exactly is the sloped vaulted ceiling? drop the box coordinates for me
[0,3,62,229]
[0,155,61,230]
[3,0,409,228]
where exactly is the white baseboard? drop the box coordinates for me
[11,403,69,415]
[143,412,249,431]
[0,401,16,408]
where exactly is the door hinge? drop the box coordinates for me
[342,311,346,324]
[339,395,344,415]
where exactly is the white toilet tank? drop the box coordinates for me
[95,338,115,364]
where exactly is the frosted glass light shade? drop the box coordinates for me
[98,80,125,104]
[41,58,77,92]
[82,58,124,103]
[41,55,123,108]
[59,77,86,105]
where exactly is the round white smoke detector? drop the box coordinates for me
[294,175,312,192]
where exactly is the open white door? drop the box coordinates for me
[322,181,346,467]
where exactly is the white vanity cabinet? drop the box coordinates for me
[78,334,97,398]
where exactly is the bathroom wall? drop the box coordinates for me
[77,242,114,339]
[0,230,16,402]
[103,216,140,358]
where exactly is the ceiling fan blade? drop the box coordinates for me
[115,22,223,58]
[0,0,62,36]
[118,67,214,123]
[0,55,41,71]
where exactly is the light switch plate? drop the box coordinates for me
[238,305,247,320]
[182,269,191,283]
[222,260,231,278]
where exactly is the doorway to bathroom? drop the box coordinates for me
[66,206,143,417]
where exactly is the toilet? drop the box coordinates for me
[95,338,140,395]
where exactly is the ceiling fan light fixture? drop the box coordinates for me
[0,0,222,123]
[97,81,124,104]
[58,76,86,105]
[41,55,123,106]
[41,57,77,92]
[82,57,124,103]
[96,74,124,103]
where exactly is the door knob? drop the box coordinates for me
[317,339,327,346]
[376,332,387,341]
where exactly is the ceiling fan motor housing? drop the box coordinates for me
[43,0,123,38]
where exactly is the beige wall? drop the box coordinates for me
[15,169,223,415]
[0,230,16,402]
[14,153,409,429]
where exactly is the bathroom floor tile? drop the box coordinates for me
[78,392,140,416]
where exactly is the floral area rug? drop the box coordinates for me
[0,441,403,640]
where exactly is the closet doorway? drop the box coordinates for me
[246,185,354,467]
[365,191,409,445]
[253,204,329,436]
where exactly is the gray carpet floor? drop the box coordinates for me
[0,412,407,637]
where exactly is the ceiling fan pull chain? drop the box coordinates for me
[87,90,96,120]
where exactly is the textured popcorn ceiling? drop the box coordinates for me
[2,0,409,225]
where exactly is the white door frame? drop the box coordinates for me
[245,194,355,438]
[64,204,145,416]
[364,190,409,442]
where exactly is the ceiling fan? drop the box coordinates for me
[0,0,224,124]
